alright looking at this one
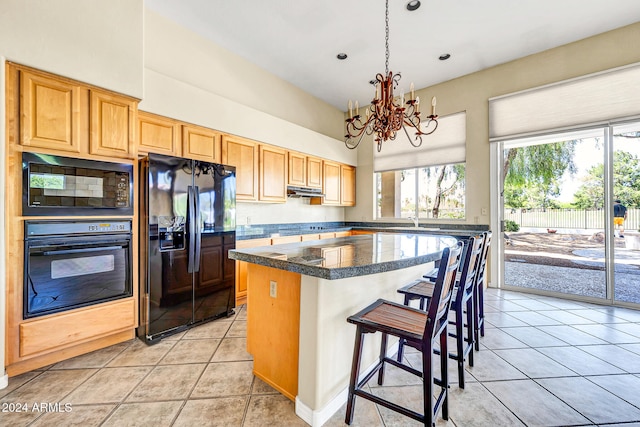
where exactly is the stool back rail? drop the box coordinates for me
[473,231,492,350]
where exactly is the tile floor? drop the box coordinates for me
[2,289,640,426]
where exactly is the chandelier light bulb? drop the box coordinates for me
[431,96,437,116]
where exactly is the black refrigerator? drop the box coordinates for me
[138,153,236,343]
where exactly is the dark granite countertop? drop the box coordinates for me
[229,232,459,280]
[236,221,488,240]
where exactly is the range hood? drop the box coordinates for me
[287,186,324,198]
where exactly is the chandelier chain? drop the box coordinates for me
[385,0,389,75]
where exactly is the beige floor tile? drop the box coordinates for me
[191,361,253,398]
[211,337,252,362]
[447,382,525,426]
[227,320,247,337]
[0,371,42,398]
[65,366,152,404]
[0,407,42,426]
[30,404,116,427]
[325,390,384,427]
[0,369,96,404]
[101,400,183,427]
[251,376,279,395]
[50,342,130,369]
[183,320,232,339]
[173,397,247,427]
[107,339,175,367]
[243,394,307,427]
[127,364,206,402]
[159,339,220,364]
[235,305,247,320]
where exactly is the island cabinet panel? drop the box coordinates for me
[306,156,323,189]
[259,145,287,203]
[235,238,272,306]
[19,299,136,358]
[182,124,222,163]
[137,111,181,156]
[288,151,307,186]
[89,90,136,159]
[246,263,300,401]
[19,69,84,153]
[340,164,356,206]
[222,135,259,201]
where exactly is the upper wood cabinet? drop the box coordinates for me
[222,135,259,201]
[288,151,307,187]
[321,160,341,205]
[182,124,222,163]
[340,164,356,206]
[89,90,136,158]
[137,111,181,156]
[259,145,287,203]
[19,70,83,153]
[16,65,137,159]
[306,156,323,189]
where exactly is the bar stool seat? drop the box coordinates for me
[397,234,484,389]
[344,242,463,427]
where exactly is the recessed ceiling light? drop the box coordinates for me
[439,53,451,61]
[337,53,348,60]
[406,1,421,11]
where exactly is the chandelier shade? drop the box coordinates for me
[345,0,439,152]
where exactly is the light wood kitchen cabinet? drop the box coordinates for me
[335,231,351,238]
[306,156,323,189]
[183,124,222,163]
[17,65,137,159]
[271,235,302,245]
[89,90,136,158]
[314,160,341,205]
[137,111,181,156]
[340,164,356,206]
[288,151,307,186]
[235,237,272,305]
[301,234,321,241]
[222,135,259,201]
[19,69,83,153]
[259,145,287,203]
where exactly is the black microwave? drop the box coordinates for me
[22,152,134,216]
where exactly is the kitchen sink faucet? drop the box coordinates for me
[408,216,419,227]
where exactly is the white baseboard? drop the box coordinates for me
[295,341,399,426]
[0,373,8,390]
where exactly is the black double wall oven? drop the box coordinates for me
[22,153,134,319]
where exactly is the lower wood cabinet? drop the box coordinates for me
[19,299,136,358]
[235,237,272,305]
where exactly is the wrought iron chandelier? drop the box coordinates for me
[344,0,438,152]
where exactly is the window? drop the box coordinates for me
[373,112,467,220]
[376,163,466,219]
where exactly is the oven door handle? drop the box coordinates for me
[187,185,197,273]
[43,245,124,256]
[193,186,201,273]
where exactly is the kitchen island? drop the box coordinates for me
[229,232,459,426]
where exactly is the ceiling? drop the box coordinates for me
[146,0,640,111]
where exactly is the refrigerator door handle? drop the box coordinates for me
[193,186,202,273]
[187,185,197,273]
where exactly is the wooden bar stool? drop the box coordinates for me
[397,234,484,389]
[473,231,492,351]
[344,241,463,427]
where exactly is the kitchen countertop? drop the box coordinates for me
[229,232,459,280]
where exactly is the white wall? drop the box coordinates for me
[0,0,144,98]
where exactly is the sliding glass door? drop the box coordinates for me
[612,122,640,305]
[499,123,640,307]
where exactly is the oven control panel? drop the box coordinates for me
[26,220,132,237]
